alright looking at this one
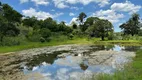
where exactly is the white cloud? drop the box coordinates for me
[66,0,110,7]
[22,8,63,20]
[69,13,75,16]
[91,0,141,24]
[53,0,69,9]
[21,0,110,8]
[70,7,79,10]
[31,0,49,6]
[20,0,49,6]
[53,0,110,8]
[92,10,124,23]
[111,1,141,14]
[20,0,29,4]
[69,17,79,25]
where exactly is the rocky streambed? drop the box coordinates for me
[0,44,141,80]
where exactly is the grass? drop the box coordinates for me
[0,37,141,54]
[93,49,142,80]
[0,38,94,54]
[94,40,142,46]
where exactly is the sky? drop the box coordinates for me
[1,0,142,32]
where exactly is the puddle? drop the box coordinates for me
[0,45,141,80]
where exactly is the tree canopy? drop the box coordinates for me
[120,13,141,36]
[87,19,113,40]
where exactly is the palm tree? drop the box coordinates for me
[78,12,87,25]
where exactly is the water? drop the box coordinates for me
[0,45,141,80]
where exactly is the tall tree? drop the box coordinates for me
[77,12,87,32]
[0,2,2,14]
[72,22,77,29]
[42,17,57,32]
[0,3,20,42]
[84,17,100,32]
[85,17,99,26]
[120,13,141,36]
[0,15,20,42]
[22,16,38,28]
[2,4,22,23]
[88,19,113,40]
[78,12,87,25]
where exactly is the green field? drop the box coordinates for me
[0,38,92,54]
[0,37,141,54]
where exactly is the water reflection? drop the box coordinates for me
[80,63,88,71]
[25,50,71,70]
[122,46,142,51]
[21,45,140,80]
[1,45,141,80]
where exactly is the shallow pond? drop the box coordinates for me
[0,45,142,80]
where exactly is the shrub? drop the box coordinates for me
[40,37,46,43]
[108,34,114,40]
[27,33,41,42]
[40,28,51,41]
[0,36,27,46]
[68,34,74,40]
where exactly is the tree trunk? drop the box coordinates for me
[0,36,3,42]
[132,33,134,36]
[101,36,104,41]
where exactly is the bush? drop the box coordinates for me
[0,36,27,46]
[108,34,114,40]
[40,28,51,41]
[27,33,41,42]
[122,35,142,40]
[50,33,68,42]
[40,37,46,43]
[68,34,74,40]
[27,29,41,42]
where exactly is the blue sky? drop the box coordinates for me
[1,0,142,32]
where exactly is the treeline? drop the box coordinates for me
[0,2,142,46]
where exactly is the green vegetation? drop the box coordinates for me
[0,37,94,53]
[0,1,142,80]
[0,37,141,54]
[0,2,142,50]
[120,13,141,36]
[93,49,142,80]
[0,2,142,54]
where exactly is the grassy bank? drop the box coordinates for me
[0,38,94,54]
[0,38,141,54]
[93,49,142,80]
[95,40,142,46]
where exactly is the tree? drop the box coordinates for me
[2,4,22,23]
[0,15,20,42]
[78,12,87,25]
[22,16,38,28]
[88,19,113,40]
[0,2,2,14]
[42,17,58,32]
[72,23,77,29]
[120,13,141,36]
[84,17,99,26]
[84,17,100,32]
[40,28,51,41]
[0,3,20,42]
